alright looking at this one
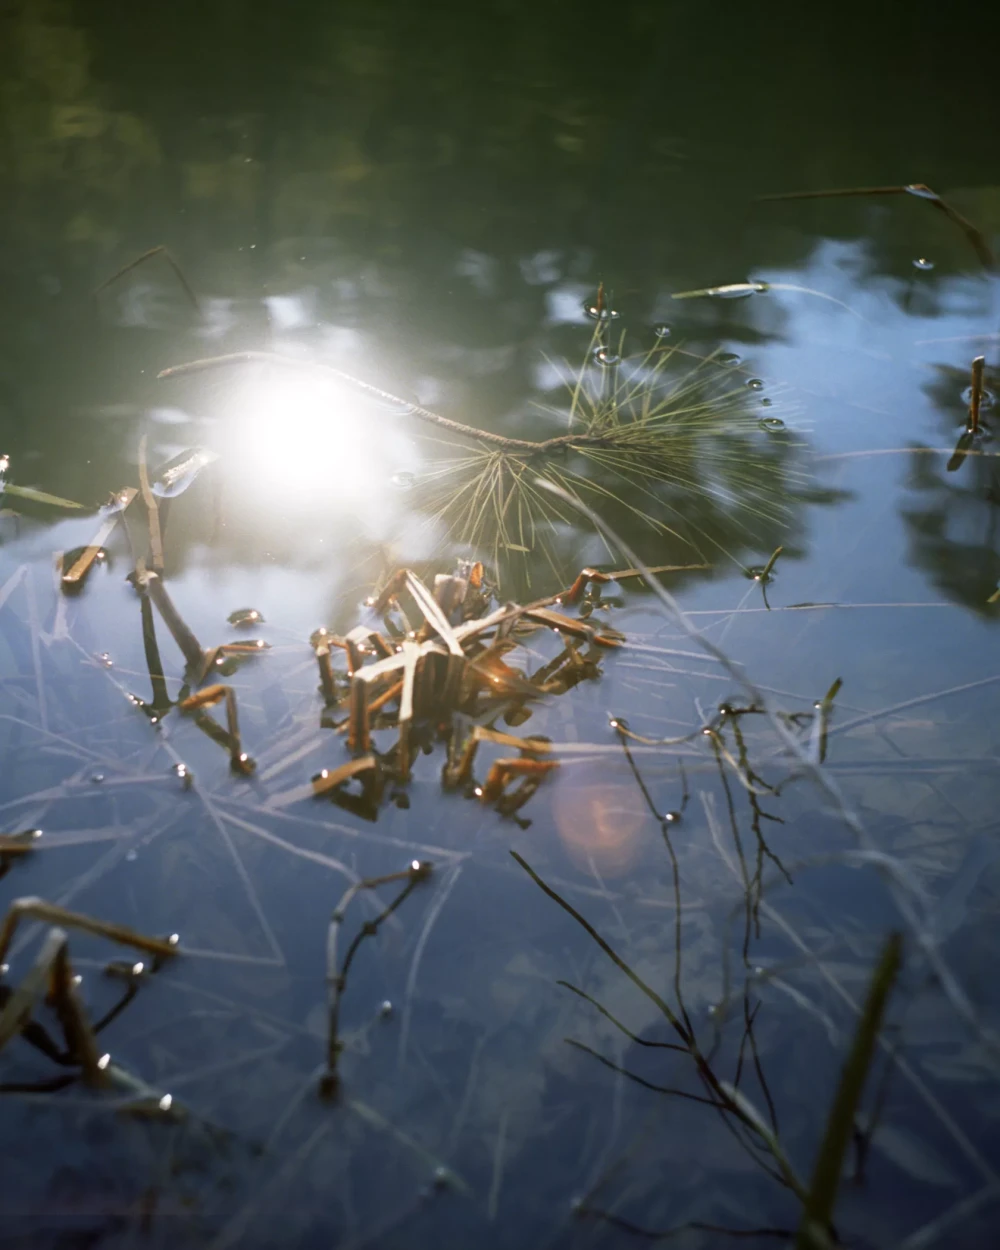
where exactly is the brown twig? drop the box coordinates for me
[158,352,615,455]
[96,245,200,310]
[321,860,433,1097]
[759,184,995,269]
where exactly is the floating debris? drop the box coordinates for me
[672,281,769,301]
[150,447,219,498]
[295,566,626,819]
[228,607,265,627]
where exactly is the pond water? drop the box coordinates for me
[2,2,1000,1247]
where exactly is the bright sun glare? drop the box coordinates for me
[227,372,418,521]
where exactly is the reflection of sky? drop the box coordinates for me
[715,238,996,455]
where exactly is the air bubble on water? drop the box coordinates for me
[905,184,938,200]
[91,773,105,784]
[228,607,263,627]
[96,652,113,668]
[609,716,629,732]
[125,848,138,862]
[653,323,672,339]
[662,811,682,825]
[159,1094,173,1112]
[583,299,620,321]
[594,347,620,367]
[746,377,764,391]
[760,398,773,408]
[759,416,786,432]
[390,471,416,492]
[912,257,935,271]
[718,352,741,366]
[379,1000,394,1018]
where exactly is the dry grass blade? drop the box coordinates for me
[0,897,180,965]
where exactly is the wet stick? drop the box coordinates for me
[969,355,986,433]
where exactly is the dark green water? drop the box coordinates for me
[2,2,1000,1246]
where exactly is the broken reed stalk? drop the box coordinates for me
[157,352,616,455]
[137,435,165,572]
[0,897,180,966]
[321,860,433,1097]
[178,684,255,773]
[0,829,42,857]
[969,355,986,434]
[348,674,371,753]
[795,932,903,1249]
[314,641,338,704]
[95,245,200,310]
[0,928,67,1054]
[49,937,106,1086]
[61,488,138,590]
[758,184,995,269]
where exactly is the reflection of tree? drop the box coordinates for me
[902,361,1000,611]
[0,0,161,250]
